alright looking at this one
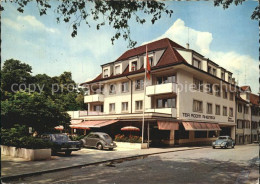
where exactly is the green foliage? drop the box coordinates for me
[1,125,53,149]
[70,134,86,141]
[1,92,71,133]
[1,59,32,94]
[114,134,142,143]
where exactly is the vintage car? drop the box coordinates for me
[80,132,117,150]
[42,133,81,155]
[212,136,235,149]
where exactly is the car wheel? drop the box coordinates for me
[232,144,235,148]
[65,151,72,156]
[97,143,103,150]
[212,146,215,149]
[109,148,114,151]
[224,144,228,149]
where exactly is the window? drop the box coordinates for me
[94,105,103,112]
[208,131,217,138]
[207,103,213,114]
[104,69,109,78]
[221,72,225,80]
[206,83,213,94]
[215,105,220,115]
[193,100,203,113]
[215,86,221,97]
[193,78,203,91]
[223,90,228,99]
[157,98,176,108]
[228,75,232,83]
[238,104,242,113]
[122,102,128,112]
[93,86,104,94]
[109,84,116,94]
[208,66,211,73]
[131,61,137,71]
[149,57,154,67]
[237,120,243,129]
[115,65,120,75]
[135,101,143,111]
[212,68,216,76]
[135,79,144,90]
[195,131,207,138]
[229,92,234,101]
[223,106,227,116]
[157,75,176,84]
[193,59,201,69]
[121,82,129,93]
[229,108,233,117]
[109,103,115,113]
[244,105,249,114]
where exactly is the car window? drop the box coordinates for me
[218,137,227,140]
[103,135,110,140]
[93,134,100,138]
[87,134,94,138]
[50,134,70,141]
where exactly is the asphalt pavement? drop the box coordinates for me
[1,144,259,184]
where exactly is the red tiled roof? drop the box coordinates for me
[115,38,185,62]
[81,38,187,85]
[250,93,259,105]
[240,86,251,91]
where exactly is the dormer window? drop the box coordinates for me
[193,59,201,69]
[104,69,108,78]
[228,75,232,83]
[212,68,216,76]
[149,57,153,67]
[221,72,225,80]
[131,61,137,71]
[208,66,211,73]
[115,65,120,75]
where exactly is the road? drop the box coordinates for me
[6,144,259,184]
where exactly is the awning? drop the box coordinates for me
[158,121,179,130]
[71,119,83,125]
[183,122,221,131]
[70,120,118,129]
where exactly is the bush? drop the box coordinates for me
[70,134,86,141]
[115,134,142,143]
[1,126,53,149]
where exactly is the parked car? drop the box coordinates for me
[41,133,81,155]
[212,136,235,149]
[80,132,117,150]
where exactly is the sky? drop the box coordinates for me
[1,1,259,93]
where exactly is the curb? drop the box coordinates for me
[1,147,205,181]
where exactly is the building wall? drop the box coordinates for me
[176,69,236,124]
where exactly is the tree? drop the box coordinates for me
[214,0,260,20]
[1,92,71,133]
[1,1,258,47]
[1,59,33,93]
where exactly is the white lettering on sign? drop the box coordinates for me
[182,113,215,120]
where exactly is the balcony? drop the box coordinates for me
[146,108,177,117]
[146,83,177,96]
[84,94,104,103]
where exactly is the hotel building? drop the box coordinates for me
[78,38,240,146]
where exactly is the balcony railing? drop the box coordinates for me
[84,94,104,103]
[146,108,177,117]
[146,83,177,96]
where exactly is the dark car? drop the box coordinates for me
[80,132,117,150]
[42,133,81,155]
[212,136,235,149]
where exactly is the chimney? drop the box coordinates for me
[186,43,190,49]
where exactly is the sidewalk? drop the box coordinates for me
[1,146,205,180]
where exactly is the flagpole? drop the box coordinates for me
[142,46,147,144]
